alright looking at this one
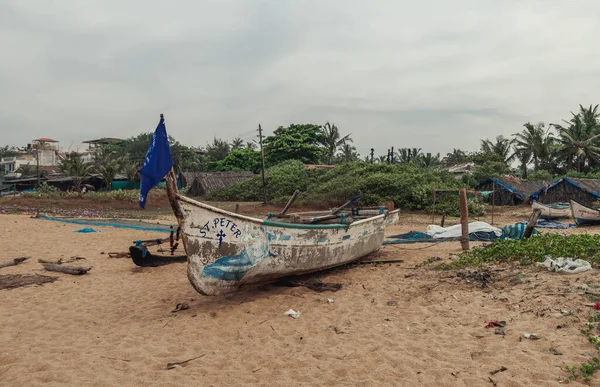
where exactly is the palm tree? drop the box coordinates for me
[480,135,515,164]
[319,122,352,164]
[512,147,532,178]
[94,150,121,191]
[60,153,93,192]
[336,143,360,163]
[442,148,468,166]
[206,138,231,161]
[552,116,600,172]
[376,155,388,163]
[418,152,442,169]
[230,137,244,151]
[512,122,554,173]
[396,148,422,164]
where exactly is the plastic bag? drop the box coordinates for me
[536,257,591,274]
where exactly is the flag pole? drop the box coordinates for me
[160,114,183,219]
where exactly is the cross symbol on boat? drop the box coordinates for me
[216,230,226,248]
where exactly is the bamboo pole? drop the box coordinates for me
[459,188,470,251]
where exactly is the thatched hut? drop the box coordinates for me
[187,171,254,197]
[475,177,544,206]
[530,177,600,208]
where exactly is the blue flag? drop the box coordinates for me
[138,114,173,208]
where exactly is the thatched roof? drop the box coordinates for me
[531,177,600,202]
[476,177,544,200]
[187,171,255,197]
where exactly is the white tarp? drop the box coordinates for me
[425,221,503,239]
[536,257,591,274]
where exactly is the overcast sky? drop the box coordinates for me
[2,0,600,157]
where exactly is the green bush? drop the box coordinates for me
[207,160,327,202]
[208,161,482,213]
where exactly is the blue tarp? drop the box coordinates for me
[42,215,174,233]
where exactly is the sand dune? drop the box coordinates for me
[0,212,597,386]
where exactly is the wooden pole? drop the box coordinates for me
[279,190,299,216]
[235,204,240,214]
[524,208,541,239]
[491,181,495,225]
[258,124,267,204]
[459,188,470,251]
[440,211,446,227]
[432,188,436,224]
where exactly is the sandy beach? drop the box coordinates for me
[1,208,598,386]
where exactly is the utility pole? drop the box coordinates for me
[370,148,374,163]
[257,124,267,204]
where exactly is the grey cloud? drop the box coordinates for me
[1,0,600,158]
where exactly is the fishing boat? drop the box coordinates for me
[132,115,399,296]
[570,200,600,225]
[531,201,571,219]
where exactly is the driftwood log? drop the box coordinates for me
[0,257,30,269]
[41,263,92,275]
[38,257,86,265]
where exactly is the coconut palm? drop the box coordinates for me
[512,122,554,173]
[552,115,600,172]
[418,152,442,169]
[396,148,422,164]
[442,148,468,166]
[60,152,94,192]
[480,135,515,164]
[230,137,244,151]
[336,143,360,163]
[319,122,352,164]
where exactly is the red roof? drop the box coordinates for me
[33,138,58,143]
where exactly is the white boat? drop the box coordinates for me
[531,201,571,219]
[570,200,600,225]
[132,115,399,295]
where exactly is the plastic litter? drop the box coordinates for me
[524,332,539,340]
[536,257,591,274]
[284,309,301,319]
[327,298,334,303]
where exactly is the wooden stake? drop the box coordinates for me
[235,204,240,214]
[459,188,469,251]
[432,188,436,224]
[440,211,446,227]
[524,209,541,239]
[491,181,495,225]
[279,190,300,216]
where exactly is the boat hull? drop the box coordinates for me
[176,195,398,296]
[570,200,600,225]
[531,201,571,219]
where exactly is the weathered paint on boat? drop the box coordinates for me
[570,200,600,225]
[531,201,571,219]
[175,194,399,296]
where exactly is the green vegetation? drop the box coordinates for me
[208,161,485,215]
[436,233,600,270]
